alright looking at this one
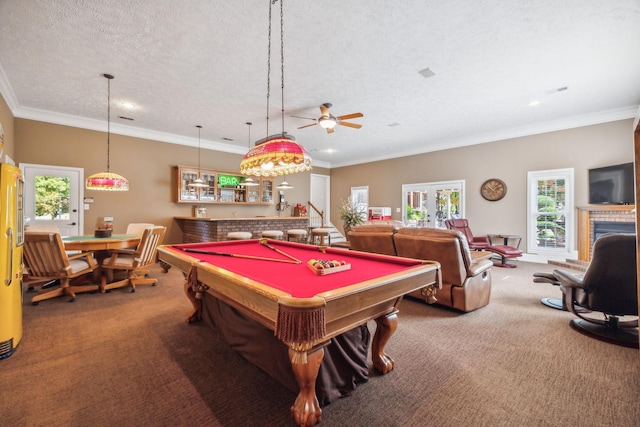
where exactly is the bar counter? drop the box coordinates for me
[174,216,309,243]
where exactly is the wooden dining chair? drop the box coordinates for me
[100,226,166,293]
[23,231,99,304]
[125,222,154,237]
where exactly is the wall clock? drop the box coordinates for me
[480,178,507,201]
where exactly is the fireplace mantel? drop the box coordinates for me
[577,205,636,261]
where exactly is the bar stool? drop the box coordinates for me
[286,229,308,243]
[310,228,332,246]
[227,232,253,240]
[260,230,284,240]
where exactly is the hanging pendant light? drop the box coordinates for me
[240,122,259,187]
[86,74,129,191]
[187,125,210,188]
[239,0,312,177]
[276,180,294,190]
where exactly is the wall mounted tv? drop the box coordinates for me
[588,162,635,205]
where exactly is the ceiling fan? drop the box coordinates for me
[292,103,363,134]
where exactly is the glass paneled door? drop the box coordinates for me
[402,180,465,228]
[20,164,83,236]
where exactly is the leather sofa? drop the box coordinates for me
[349,225,493,312]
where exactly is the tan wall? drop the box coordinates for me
[0,94,14,160]
[14,118,328,243]
[8,98,634,253]
[330,119,635,252]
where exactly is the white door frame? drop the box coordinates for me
[310,174,330,226]
[20,163,84,236]
[402,179,465,228]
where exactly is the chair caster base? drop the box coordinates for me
[541,298,591,313]
[569,318,639,349]
[540,297,566,311]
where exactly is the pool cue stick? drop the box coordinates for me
[181,248,299,264]
[259,238,302,264]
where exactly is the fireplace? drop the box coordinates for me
[593,221,635,242]
[577,205,635,261]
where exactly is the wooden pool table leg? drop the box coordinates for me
[372,310,398,374]
[183,277,203,323]
[289,347,324,426]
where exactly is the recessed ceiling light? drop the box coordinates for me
[528,100,540,106]
[121,102,136,109]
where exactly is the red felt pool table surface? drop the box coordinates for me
[157,239,440,426]
[165,239,425,298]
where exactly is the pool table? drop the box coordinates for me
[157,239,440,426]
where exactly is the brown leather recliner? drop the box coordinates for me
[348,224,398,256]
[394,228,493,312]
[444,218,489,250]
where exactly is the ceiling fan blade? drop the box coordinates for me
[326,127,335,134]
[336,112,363,120]
[319,104,330,116]
[338,121,362,129]
[290,115,316,121]
[297,123,318,129]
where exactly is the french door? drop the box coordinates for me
[20,163,83,236]
[402,180,465,228]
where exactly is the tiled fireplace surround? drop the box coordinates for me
[577,205,636,261]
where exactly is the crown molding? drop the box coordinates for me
[329,105,639,168]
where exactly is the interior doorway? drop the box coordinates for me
[310,174,330,227]
[20,163,84,236]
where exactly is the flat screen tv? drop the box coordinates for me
[588,162,635,205]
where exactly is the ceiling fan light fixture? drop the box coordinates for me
[318,116,337,129]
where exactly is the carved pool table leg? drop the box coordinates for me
[183,278,202,323]
[289,347,324,426]
[159,260,172,273]
[372,310,398,374]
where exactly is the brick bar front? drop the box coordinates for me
[174,216,310,243]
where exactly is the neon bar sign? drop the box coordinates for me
[218,175,240,187]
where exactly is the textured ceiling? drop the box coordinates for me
[1,0,639,168]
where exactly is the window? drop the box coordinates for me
[350,186,369,221]
[527,168,574,258]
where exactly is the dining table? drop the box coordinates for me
[62,234,140,287]
[62,234,140,252]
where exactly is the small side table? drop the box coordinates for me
[487,234,522,249]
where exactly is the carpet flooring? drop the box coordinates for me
[1,260,638,426]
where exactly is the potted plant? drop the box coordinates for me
[338,196,366,240]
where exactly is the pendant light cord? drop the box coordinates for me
[265,0,274,138]
[106,74,112,172]
[196,125,202,173]
[279,0,285,135]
